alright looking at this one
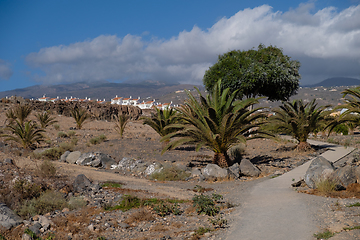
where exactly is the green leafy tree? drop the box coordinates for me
[203,44,301,101]
[36,111,58,129]
[70,107,90,129]
[114,113,130,138]
[162,81,270,168]
[1,120,45,149]
[269,99,331,151]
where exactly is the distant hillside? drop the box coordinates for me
[0,81,203,104]
[304,77,360,87]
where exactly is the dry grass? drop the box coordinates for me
[124,208,155,224]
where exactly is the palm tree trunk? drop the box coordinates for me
[296,141,312,151]
[213,152,231,168]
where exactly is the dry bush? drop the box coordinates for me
[37,160,56,178]
[124,208,155,224]
[150,166,190,181]
[315,177,339,194]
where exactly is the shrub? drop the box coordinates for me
[59,142,74,152]
[124,209,155,224]
[192,194,219,216]
[71,137,78,145]
[38,160,56,178]
[67,130,76,137]
[315,177,338,194]
[229,144,246,162]
[41,148,63,160]
[110,195,142,211]
[53,124,60,130]
[57,131,68,138]
[153,202,181,217]
[13,179,42,200]
[313,230,335,239]
[17,190,68,217]
[333,124,349,135]
[101,181,122,188]
[89,135,106,145]
[195,227,211,235]
[68,196,87,210]
[150,166,190,181]
[208,217,228,228]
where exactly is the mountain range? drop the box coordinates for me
[303,77,360,87]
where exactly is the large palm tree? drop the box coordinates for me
[161,81,270,168]
[1,120,45,149]
[270,99,331,151]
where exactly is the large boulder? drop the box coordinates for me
[73,174,92,193]
[0,203,22,230]
[332,165,357,188]
[60,151,71,162]
[76,152,95,165]
[304,156,335,189]
[201,164,228,179]
[239,159,261,177]
[66,151,82,164]
[93,153,117,169]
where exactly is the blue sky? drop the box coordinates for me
[1,0,360,92]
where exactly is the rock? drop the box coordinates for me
[88,224,95,231]
[354,166,360,183]
[191,168,202,177]
[304,156,335,189]
[37,215,53,230]
[333,165,357,188]
[73,174,92,192]
[29,222,42,235]
[328,229,360,240]
[60,151,70,162]
[145,162,163,176]
[66,151,82,164]
[116,157,135,170]
[4,158,13,165]
[0,203,22,230]
[22,233,33,240]
[118,222,130,229]
[239,159,261,177]
[94,153,117,169]
[201,164,228,179]
[228,163,240,179]
[76,152,95,165]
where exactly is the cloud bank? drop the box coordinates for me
[26,3,360,85]
[0,59,13,80]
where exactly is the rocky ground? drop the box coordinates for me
[1,101,360,239]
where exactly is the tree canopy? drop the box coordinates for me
[203,44,301,101]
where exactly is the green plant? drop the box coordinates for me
[346,202,360,207]
[59,142,74,151]
[269,99,331,151]
[315,177,338,194]
[211,193,223,203]
[150,165,190,181]
[71,137,78,145]
[57,131,68,138]
[195,226,211,236]
[333,124,349,135]
[38,160,56,178]
[114,113,130,138]
[1,120,45,149]
[229,144,246,162]
[17,190,68,217]
[344,138,352,147]
[70,107,90,129]
[313,230,335,239]
[5,108,17,125]
[101,182,122,188]
[142,106,179,142]
[67,130,76,137]
[97,237,106,240]
[162,80,270,168]
[41,147,63,160]
[13,179,42,200]
[89,135,106,145]
[99,134,106,141]
[110,195,142,211]
[153,202,181,217]
[13,105,32,125]
[53,124,60,130]
[343,225,360,231]
[193,185,206,193]
[192,194,219,216]
[208,217,228,228]
[24,228,41,240]
[68,196,87,210]
[36,111,58,129]
[0,233,6,240]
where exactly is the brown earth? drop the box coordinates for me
[1,102,359,239]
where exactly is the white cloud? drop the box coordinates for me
[26,4,360,85]
[0,59,13,80]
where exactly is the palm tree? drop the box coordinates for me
[70,107,90,129]
[269,99,331,151]
[114,113,130,138]
[5,108,17,125]
[142,106,179,145]
[1,120,45,149]
[161,80,270,168]
[14,105,32,125]
[36,111,58,129]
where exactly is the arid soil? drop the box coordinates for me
[1,103,360,239]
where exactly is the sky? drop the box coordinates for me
[1,0,360,92]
